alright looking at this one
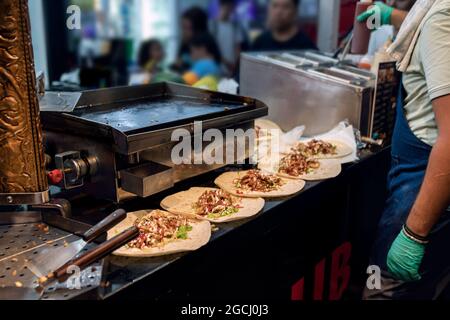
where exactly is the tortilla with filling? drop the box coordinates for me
[214,170,305,198]
[161,187,265,223]
[258,155,342,181]
[285,140,353,159]
[107,210,211,257]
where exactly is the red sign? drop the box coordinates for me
[291,242,352,301]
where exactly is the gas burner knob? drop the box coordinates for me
[64,156,99,183]
[54,152,99,189]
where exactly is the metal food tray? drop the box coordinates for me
[0,223,102,300]
[41,82,268,155]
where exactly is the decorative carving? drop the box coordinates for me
[0,0,47,193]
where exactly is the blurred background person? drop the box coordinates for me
[251,0,316,51]
[173,6,209,73]
[131,38,183,86]
[182,33,222,91]
[210,0,248,77]
[137,39,165,74]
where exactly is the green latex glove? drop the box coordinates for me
[387,230,425,282]
[357,1,394,26]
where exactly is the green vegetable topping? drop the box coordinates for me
[176,225,193,239]
[207,207,239,219]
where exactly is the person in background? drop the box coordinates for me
[173,7,209,73]
[358,0,450,300]
[251,0,316,51]
[130,39,183,85]
[210,0,247,77]
[137,39,165,74]
[182,33,222,91]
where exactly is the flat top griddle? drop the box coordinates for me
[72,98,245,135]
[41,83,268,155]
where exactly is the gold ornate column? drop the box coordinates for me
[0,0,49,205]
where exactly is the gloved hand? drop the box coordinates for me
[357,1,395,26]
[387,229,426,282]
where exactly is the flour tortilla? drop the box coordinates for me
[107,210,211,258]
[161,187,265,223]
[258,156,342,181]
[214,170,305,198]
[284,140,353,159]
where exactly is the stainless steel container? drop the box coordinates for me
[240,51,376,136]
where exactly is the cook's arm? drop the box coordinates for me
[387,95,450,282]
[390,9,409,30]
[406,95,450,237]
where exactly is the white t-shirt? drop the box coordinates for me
[403,0,450,146]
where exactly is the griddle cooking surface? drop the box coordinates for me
[73,98,245,133]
